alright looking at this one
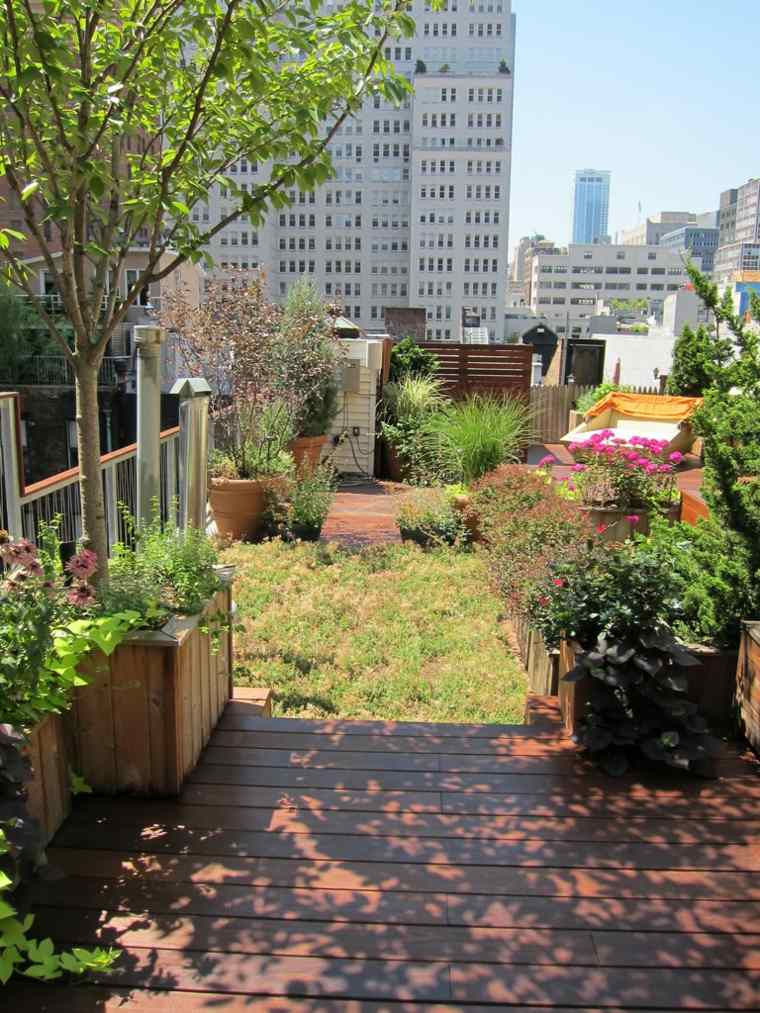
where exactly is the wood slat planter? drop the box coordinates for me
[737,621,760,754]
[507,615,559,696]
[67,581,234,797]
[24,713,70,845]
[559,639,740,736]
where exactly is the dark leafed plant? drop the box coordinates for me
[529,539,719,777]
[389,336,438,382]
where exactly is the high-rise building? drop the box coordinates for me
[201,1,516,342]
[619,211,697,247]
[659,213,720,275]
[571,169,610,245]
[528,242,693,337]
[714,179,760,285]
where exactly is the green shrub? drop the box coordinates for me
[416,395,533,484]
[103,519,221,624]
[396,487,468,549]
[575,382,631,414]
[470,465,592,612]
[641,516,759,648]
[527,539,718,777]
[389,336,438,382]
[380,374,447,483]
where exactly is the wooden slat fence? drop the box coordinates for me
[418,342,533,400]
[530,384,660,444]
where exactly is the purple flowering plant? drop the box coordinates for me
[543,430,682,512]
[0,529,138,731]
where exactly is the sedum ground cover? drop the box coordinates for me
[224,540,526,723]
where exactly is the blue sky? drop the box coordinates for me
[509,1,760,252]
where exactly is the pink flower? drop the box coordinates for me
[566,480,576,491]
[571,463,587,473]
[553,578,565,587]
[66,549,98,580]
[644,462,658,475]
[23,559,44,578]
[625,514,641,525]
[538,596,549,607]
[669,451,684,464]
[538,455,555,468]
[625,451,639,462]
[66,582,96,608]
[658,463,673,474]
[595,524,607,534]
[0,539,37,567]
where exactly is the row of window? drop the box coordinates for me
[420,136,506,149]
[219,232,257,247]
[371,283,408,298]
[372,120,411,135]
[539,263,684,276]
[422,22,457,36]
[466,22,503,36]
[463,281,498,297]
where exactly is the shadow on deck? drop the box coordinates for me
[7,697,760,1010]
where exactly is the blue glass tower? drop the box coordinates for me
[572,170,611,244]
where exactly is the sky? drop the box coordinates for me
[508,1,760,253]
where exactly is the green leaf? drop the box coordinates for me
[20,181,40,202]
[0,900,16,920]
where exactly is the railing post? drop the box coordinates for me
[135,325,164,529]
[170,378,211,531]
[0,394,24,538]
[103,462,119,553]
[163,436,177,529]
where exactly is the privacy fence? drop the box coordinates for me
[529,383,661,444]
[418,342,533,400]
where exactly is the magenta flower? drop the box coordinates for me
[595,523,607,534]
[625,451,639,462]
[553,578,566,587]
[538,455,555,468]
[66,582,96,608]
[66,549,98,580]
[669,451,684,464]
[658,463,673,474]
[625,514,641,525]
[571,463,587,473]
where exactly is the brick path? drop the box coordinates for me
[321,480,405,548]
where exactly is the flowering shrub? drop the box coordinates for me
[396,487,469,549]
[527,539,719,777]
[559,430,681,511]
[468,466,592,612]
[0,532,137,730]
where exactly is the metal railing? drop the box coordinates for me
[0,355,131,387]
[0,391,180,552]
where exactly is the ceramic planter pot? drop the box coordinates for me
[290,435,328,472]
[210,476,286,541]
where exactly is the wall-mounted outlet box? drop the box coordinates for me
[341,362,362,394]
[352,426,361,437]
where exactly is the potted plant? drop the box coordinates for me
[395,487,469,549]
[68,517,236,796]
[281,282,344,471]
[268,463,338,542]
[555,430,681,540]
[528,538,721,776]
[209,403,295,542]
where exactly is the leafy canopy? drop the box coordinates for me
[0,0,418,355]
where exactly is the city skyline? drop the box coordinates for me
[508,0,760,246]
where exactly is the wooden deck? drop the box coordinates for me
[9,698,760,1011]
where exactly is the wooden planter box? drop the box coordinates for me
[68,581,234,797]
[737,621,760,753]
[559,638,740,736]
[582,503,679,542]
[24,713,70,845]
[507,615,559,696]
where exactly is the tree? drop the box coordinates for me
[0,282,58,379]
[609,297,648,315]
[0,0,415,578]
[666,323,732,397]
[686,263,760,552]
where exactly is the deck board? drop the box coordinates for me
[11,710,760,1010]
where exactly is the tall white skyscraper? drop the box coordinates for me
[572,169,611,245]
[201,1,516,342]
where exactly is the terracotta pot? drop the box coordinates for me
[290,434,328,472]
[209,477,273,541]
[382,440,404,482]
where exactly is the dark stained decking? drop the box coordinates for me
[8,697,760,1011]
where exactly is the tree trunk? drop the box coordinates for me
[74,364,109,582]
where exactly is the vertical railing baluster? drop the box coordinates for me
[0,394,24,538]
